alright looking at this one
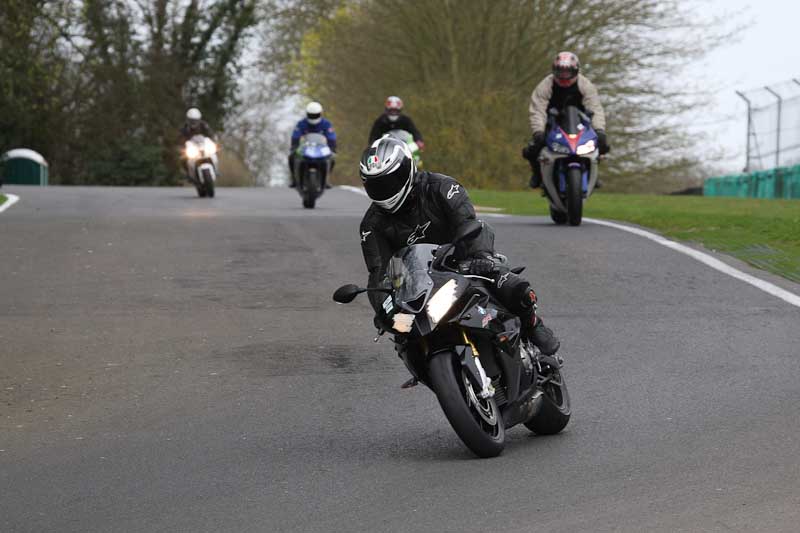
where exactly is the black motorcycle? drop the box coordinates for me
[333,221,570,458]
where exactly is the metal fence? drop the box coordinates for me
[736,79,800,172]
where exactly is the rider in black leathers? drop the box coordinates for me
[359,136,560,355]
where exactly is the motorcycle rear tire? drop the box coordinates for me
[429,351,505,458]
[566,166,583,226]
[524,365,571,435]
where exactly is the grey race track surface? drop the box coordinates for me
[1,186,799,533]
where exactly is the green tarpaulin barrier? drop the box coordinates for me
[704,165,800,199]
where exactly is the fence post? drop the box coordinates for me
[735,91,752,172]
[764,85,782,168]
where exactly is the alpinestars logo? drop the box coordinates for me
[407,221,431,245]
[361,230,372,242]
[447,184,461,199]
[496,272,510,288]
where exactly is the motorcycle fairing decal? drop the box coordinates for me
[406,221,431,245]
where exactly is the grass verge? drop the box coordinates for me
[0,194,6,207]
[471,190,800,284]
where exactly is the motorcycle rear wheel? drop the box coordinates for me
[429,351,505,458]
[524,362,571,435]
[566,166,583,226]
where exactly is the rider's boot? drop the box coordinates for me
[519,288,560,355]
[527,318,560,356]
[289,178,297,188]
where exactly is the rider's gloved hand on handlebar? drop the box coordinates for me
[532,131,545,146]
[596,129,610,154]
[463,256,496,277]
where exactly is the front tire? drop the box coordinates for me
[202,169,215,198]
[428,351,505,458]
[302,195,316,209]
[550,205,567,225]
[566,166,583,226]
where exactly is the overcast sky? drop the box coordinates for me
[689,0,800,173]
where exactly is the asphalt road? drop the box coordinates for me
[1,186,799,533]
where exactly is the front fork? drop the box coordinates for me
[459,330,494,399]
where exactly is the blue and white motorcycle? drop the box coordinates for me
[539,106,600,226]
[293,133,333,209]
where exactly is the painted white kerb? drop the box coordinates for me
[585,217,800,309]
[337,186,799,308]
[0,193,19,213]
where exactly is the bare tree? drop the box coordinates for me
[293,0,733,192]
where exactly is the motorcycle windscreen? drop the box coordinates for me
[386,129,413,143]
[298,133,331,159]
[387,244,437,314]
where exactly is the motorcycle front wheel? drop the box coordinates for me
[566,166,583,226]
[429,351,505,458]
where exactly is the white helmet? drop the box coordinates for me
[306,101,323,125]
[186,108,202,121]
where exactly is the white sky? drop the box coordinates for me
[689,0,800,173]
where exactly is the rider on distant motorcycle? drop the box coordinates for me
[180,108,216,177]
[523,52,609,188]
[368,96,425,150]
[358,136,560,355]
[289,101,337,188]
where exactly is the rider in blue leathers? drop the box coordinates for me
[289,101,337,187]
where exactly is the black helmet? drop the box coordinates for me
[359,136,416,212]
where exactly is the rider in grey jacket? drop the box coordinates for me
[524,52,609,188]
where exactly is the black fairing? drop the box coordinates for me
[389,244,537,425]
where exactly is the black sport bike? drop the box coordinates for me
[333,221,570,458]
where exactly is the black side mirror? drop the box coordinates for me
[454,220,483,245]
[333,284,364,304]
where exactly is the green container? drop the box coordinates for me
[704,164,800,199]
[1,149,49,186]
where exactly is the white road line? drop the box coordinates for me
[338,185,368,197]
[585,217,800,308]
[337,185,798,307]
[0,193,19,213]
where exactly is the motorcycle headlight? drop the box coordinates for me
[427,279,458,324]
[204,139,218,156]
[576,140,596,155]
[185,142,200,159]
[392,313,414,333]
[551,143,571,154]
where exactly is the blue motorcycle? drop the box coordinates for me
[293,133,333,209]
[539,106,600,226]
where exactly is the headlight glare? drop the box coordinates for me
[427,279,458,324]
[185,142,200,159]
[576,140,596,155]
[204,139,218,155]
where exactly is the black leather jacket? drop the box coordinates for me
[359,171,494,313]
[179,120,215,142]
[368,114,423,144]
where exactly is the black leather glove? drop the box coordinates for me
[467,256,496,276]
[532,131,545,145]
[596,129,610,154]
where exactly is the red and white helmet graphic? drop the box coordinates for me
[552,52,580,88]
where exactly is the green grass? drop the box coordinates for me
[0,194,6,207]
[471,191,800,284]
